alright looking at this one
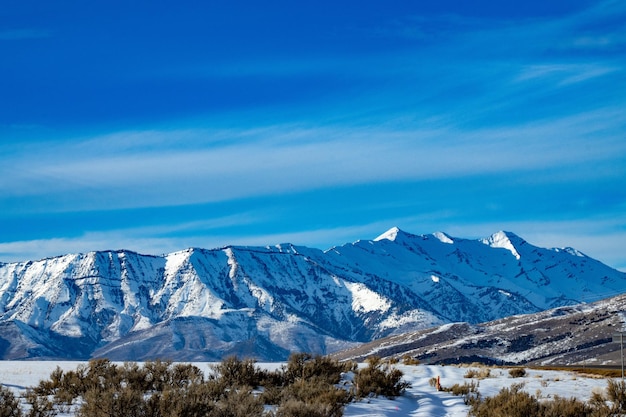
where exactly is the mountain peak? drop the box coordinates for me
[481,231,522,260]
[1,227,625,361]
[432,231,454,244]
[374,227,402,242]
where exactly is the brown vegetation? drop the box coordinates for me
[508,367,527,378]
[457,377,626,417]
[353,356,411,399]
[4,354,411,417]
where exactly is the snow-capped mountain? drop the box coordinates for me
[0,228,624,361]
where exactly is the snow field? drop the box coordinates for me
[346,364,609,417]
[0,362,612,417]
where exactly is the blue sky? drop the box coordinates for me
[1,0,625,270]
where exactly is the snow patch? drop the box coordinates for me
[432,231,454,244]
[431,275,440,283]
[378,309,443,331]
[554,247,586,257]
[224,248,238,280]
[345,282,391,313]
[430,322,460,334]
[132,315,153,332]
[248,282,274,311]
[374,227,400,242]
[274,244,298,254]
[164,249,191,275]
[481,231,521,260]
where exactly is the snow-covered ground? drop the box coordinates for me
[0,362,612,417]
[345,364,609,417]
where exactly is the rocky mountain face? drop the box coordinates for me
[0,228,624,361]
[332,293,626,367]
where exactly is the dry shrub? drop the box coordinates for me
[440,380,480,405]
[0,385,22,417]
[469,384,539,417]
[283,353,354,386]
[142,359,174,392]
[542,396,592,417]
[77,385,144,417]
[213,387,265,417]
[170,363,204,388]
[588,389,611,415]
[14,353,407,417]
[353,356,411,399]
[509,368,527,378]
[24,388,57,417]
[153,380,230,417]
[465,368,491,379]
[211,356,262,388]
[606,379,626,413]
[260,384,283,405]
[402,355,420,365]
[268,354,353,417]
[283,378,350,403]
[275,398,343,417]
[469,383,603,417]
[443,381,479,396]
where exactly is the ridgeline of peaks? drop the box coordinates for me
[0,228,624,361]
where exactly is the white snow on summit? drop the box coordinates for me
[432,231,454,244]
[481,231,521,260]
[374,226,401,242]
[1,227,625,361]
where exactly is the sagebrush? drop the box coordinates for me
[6,353,410,417]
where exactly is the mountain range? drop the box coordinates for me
[0,228,624,361]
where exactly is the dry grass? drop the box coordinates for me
[464,368,492,379]
[530,366,622,378]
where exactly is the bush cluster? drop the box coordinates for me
[353,356,411,399]
[466,379,626,417]
[2,354,410,417]
[24,358,239,417]
[0,384,21,417]
[508,368,527,378]
[443,381,479,396]
[464,368,491,379]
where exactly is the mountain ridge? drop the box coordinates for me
[331,292,626,366]
[0,228,624,361]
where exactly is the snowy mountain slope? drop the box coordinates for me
[312,228,623,323]
[332,292,626,366]
[0,228,624,361]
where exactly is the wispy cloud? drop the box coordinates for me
[562,0,626,52]
[1,106,624,213]
[0,219,392,263]
[515,64,618,86]
[1,0,624,269]
[0,212,268,261]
